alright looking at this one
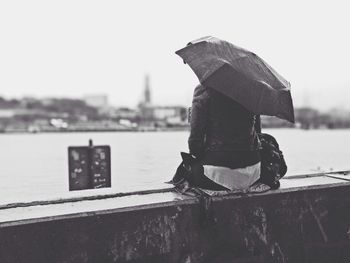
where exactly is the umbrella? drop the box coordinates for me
[175,36,295,123]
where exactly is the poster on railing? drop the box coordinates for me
[68,143,111,191]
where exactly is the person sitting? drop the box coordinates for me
[187,84,261,191]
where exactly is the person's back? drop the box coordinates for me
[205,87,259,152]
[188,84,261,190]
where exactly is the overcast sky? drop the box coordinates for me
[1,0,349,111]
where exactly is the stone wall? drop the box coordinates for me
[1,175,350,262]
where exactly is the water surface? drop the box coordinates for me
[0,129,349,205]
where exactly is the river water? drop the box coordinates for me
[1,129,350,206]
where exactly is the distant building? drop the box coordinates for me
[138,105,187,126]
[138,74,152,108]
[83,95,108,108]
[144,75,151,105]
[137,75,188,126]
[110,107,139,121]
[152,106,183,120]
[0,109,16,118]
[138,74,153,123]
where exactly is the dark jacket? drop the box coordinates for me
[188,85,261,168]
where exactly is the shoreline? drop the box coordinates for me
[2,126,350,135]
[0,126,191,134]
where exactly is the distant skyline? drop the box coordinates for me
[1,0,350,111]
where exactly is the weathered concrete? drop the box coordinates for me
[1,173,350,263]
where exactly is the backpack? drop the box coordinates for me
[257,133,287,189]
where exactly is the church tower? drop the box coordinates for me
[144,74,151,105]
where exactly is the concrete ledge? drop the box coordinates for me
[1,173,350,262]
[0,192,196,228]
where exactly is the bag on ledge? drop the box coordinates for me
[257,133,287,189]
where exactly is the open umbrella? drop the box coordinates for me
[175,36,295,123]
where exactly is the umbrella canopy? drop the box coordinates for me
[175,36,295,123]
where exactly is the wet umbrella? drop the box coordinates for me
[175,36,295,123]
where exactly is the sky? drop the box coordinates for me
[0,0,349,111]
